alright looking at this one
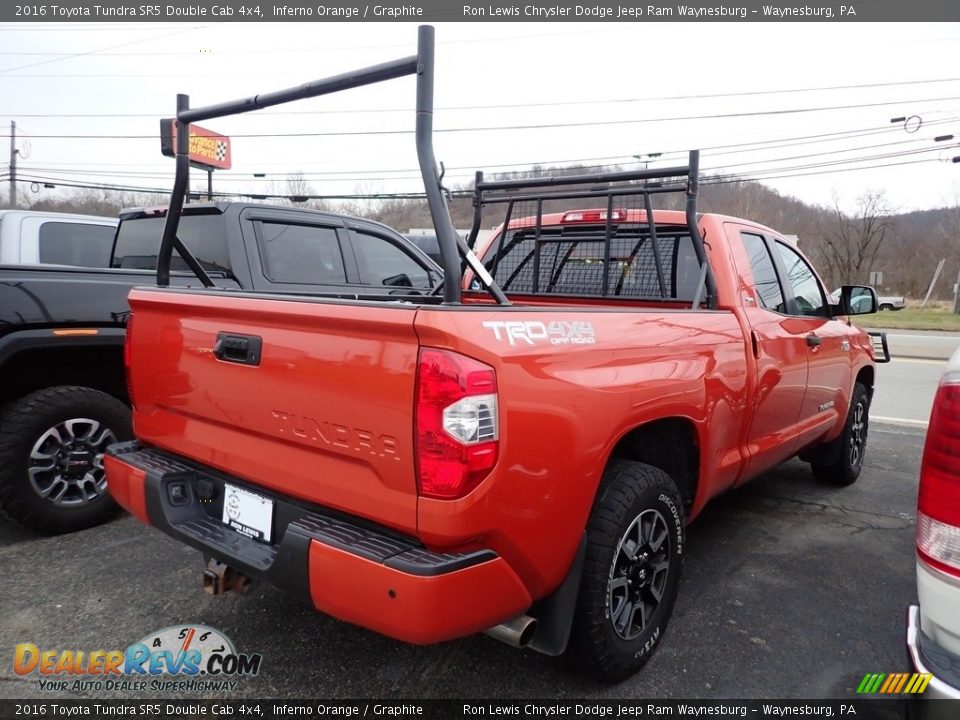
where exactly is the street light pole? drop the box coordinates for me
[8,121,17,209]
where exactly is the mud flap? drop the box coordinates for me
[527,534,587,656]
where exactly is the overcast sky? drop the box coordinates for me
[2,21,959,214]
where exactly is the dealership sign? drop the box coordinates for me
[160,120,232,170]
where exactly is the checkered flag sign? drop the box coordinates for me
[215,141,227,162]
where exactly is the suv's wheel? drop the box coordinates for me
[0,386,132,534]
[811,381,870,486]
[569,460,685,682]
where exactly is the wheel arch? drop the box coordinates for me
[856,364,875,400]
[606,417,701,516]
[0,331,127,408]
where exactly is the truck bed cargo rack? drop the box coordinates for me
[155,25,506,306]
[467,150,718,309]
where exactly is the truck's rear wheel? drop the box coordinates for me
[811,381,870,486]
[569,460,685,681]
[0,386,131,534]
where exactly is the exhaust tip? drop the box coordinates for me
[516,617,537,647]
[484,615,538,648]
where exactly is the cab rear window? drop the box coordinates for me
[484,225,699,300]
[112,215,230,273]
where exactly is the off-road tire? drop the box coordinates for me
[569,460,685,682]
[0,386,131,534]
[811,381,870,486]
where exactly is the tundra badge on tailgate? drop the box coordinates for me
[482,320,597,347]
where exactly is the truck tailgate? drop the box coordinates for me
[126,288,421,534]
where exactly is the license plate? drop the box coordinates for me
[222,483,274,543]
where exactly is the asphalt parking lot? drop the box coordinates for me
[0,422,923,702]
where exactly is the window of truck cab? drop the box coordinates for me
[348,229,432,289]
[772,240,828,317]
[39,221,115,268]
[112,214,230,273]
[482,223,700,299]
[255,221,349,285]
[739,232,786,313]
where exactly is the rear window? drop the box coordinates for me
[38,221,115,267]
[111,215,230,273]
[484,225,700,299]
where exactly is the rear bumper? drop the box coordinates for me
[906,605,960,702]
[105,444,532,644]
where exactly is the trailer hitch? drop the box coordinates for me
[202,558,251,595]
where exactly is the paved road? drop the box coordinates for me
[872,357,944,426]
[873,329,960,361]
[0,425,923,703]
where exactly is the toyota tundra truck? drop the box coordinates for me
[105,26,888,680]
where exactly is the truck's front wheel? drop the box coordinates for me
[811,381,870,486]
[570,460,685,681]
[0,386,132,534]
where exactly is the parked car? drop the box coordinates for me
[105,27,890,682]
[0,202,439,533]
[830,288,905,311]
[0,210,117,268]
[404,229,490,266]
[906,348,960,712]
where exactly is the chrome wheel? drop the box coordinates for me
[28,418,116,507]
[849,401,866,469]
[606,508,671,641]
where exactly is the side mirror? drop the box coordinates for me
[837,285,878,315]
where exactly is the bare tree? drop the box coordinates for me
[818,190,896,287]
[284,171,313,207]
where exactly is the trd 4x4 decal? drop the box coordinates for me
[481,320,597,347]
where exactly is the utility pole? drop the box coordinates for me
[953,265,960,314]
[8,121,16,209]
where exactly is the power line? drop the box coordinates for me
[8,77,960,118]
[13,116,958,172]
[13,148,948,201]
[11,117,954,190]
[15,117,959,188]
[5,96,960,140]
[16,134,945,186]
[0,26,204,74]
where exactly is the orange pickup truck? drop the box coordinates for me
[105,26,889,680]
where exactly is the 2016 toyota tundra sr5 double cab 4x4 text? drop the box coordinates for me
[105,26,890,680]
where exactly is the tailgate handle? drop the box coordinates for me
[213,333,262,366]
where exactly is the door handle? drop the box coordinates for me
[806,334,822,348]
[213,333,262,366]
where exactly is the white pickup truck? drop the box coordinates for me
[830,288,905,311]
[0,210,118,268]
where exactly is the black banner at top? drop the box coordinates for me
[1,0,959,22]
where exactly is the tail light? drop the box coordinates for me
[917,373,960,578]
[123,313,135,409]
[415,348,499,499]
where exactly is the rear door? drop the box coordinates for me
[728,226,809,479]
